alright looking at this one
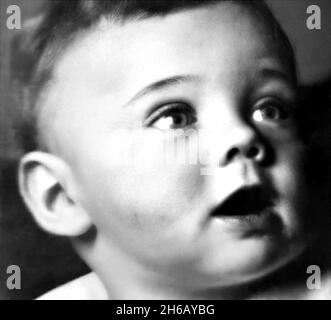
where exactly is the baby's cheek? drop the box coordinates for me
[126,162,205,216]
[81,163,206,261]
[80,157,204,226]
[277,140,306,188]
[270,141,309,228]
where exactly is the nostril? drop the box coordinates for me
[246,146,259,159]
[227,147,240,161]
[222,142,267,166]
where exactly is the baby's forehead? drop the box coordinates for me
[54,2,281,80]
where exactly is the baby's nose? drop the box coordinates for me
[219,126,266,166]
[201,113,268,168]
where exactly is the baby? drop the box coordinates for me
[17,0,330,299]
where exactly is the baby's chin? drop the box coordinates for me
[177,234,307,290]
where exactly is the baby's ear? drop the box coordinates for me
[18,152,92,237]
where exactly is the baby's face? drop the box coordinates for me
[45,2,311,288]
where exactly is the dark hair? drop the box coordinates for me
[14,0,296,152]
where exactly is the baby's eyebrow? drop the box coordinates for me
[258,67,294,85]
[124,74,198,107]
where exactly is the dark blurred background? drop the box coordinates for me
[0,0,330,299]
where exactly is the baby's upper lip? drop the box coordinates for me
[210,184,276,217]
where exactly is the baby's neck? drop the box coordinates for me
[81,270,327,300]
[77,236,331,300]
[92,267,331,300]
[92,259,310,300]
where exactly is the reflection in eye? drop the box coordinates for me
[148,103,197,130]
[252,101,291,123]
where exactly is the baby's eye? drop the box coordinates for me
[147,103,197,130]
[252,99,292,124]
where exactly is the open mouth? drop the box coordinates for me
[211,185,275,218]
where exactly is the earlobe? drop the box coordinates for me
[18,151,92,237]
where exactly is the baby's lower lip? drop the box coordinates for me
[213,207,281,236]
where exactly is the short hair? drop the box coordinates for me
[13,0,297,153]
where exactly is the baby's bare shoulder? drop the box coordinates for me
[37,272,108,300]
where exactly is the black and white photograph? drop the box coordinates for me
[0,0,330,301]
